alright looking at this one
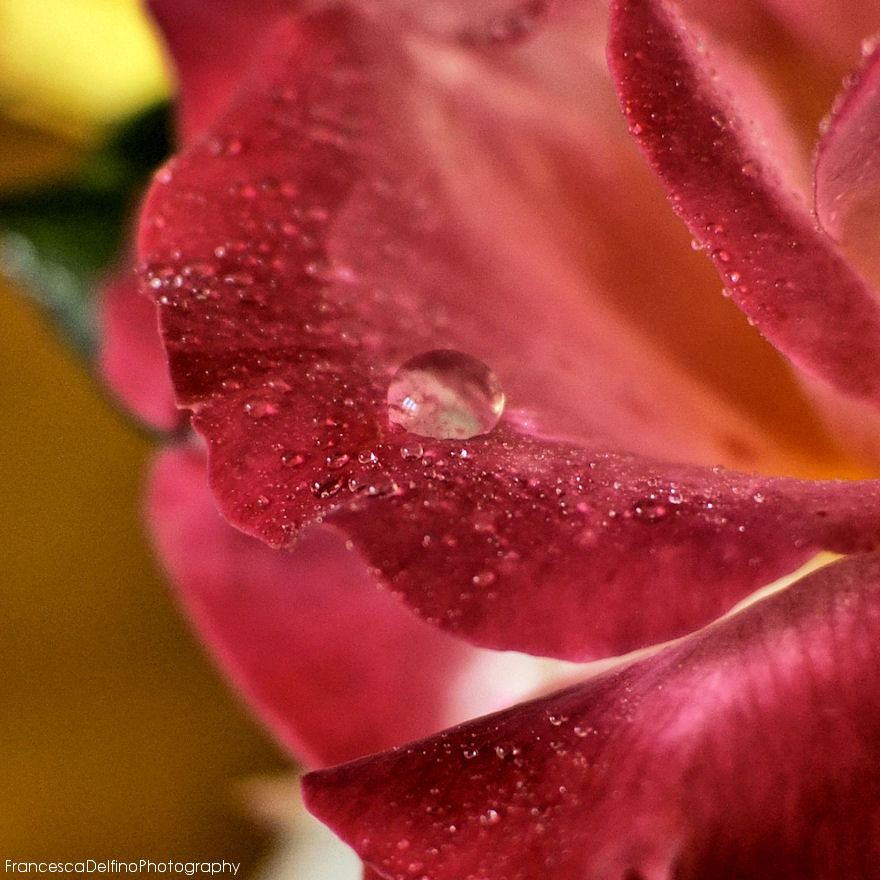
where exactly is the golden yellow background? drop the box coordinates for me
[1,0,287,869]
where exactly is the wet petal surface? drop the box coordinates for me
[304,551,880,880]
[609,0,880,408]
[137,7,880,660]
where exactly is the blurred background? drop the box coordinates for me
[0,0,290,869]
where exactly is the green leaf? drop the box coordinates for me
[0,101,172,359]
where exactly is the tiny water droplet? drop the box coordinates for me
[244,398,278,418]
[224,271,255,286]
[472,570,496,588]
[312,474,346,498]
[387,350,504,440]
[632,497,669,523]
[326,452,350,470]
[480,809,501,826]
[462,747,479,759]
[400,442,424,461]
[281,451,306,468]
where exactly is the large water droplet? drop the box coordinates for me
[386,350,504,440]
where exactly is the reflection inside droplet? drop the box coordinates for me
[386,350,505,440]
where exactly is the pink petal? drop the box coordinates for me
[139,6,769,471]
[148,444,516,767]
[815,40,880,258]
[136,8,880,660]
[97,271,182,433]
[304,550,880,880]
[608,0,880,408]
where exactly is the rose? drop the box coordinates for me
[101,0,880,875]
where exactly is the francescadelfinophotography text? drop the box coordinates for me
[5,863,240,877]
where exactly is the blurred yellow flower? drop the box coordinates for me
[0,0,170,140]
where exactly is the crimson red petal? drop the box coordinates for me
[97,271,182,432]
[136,8,880,660]
[148,445,509,767]
[608,0,880,408]
[304,551,880,880]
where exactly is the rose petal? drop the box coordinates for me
[304,550,880,880]
[97,270,182,432]
[153,428,880,663]
[136,8,880,661]
[608,0,880,408]
[139,6,775,470]
[815,40,880,266]
[148,445,572,765]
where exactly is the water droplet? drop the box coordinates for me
[632,497,669,523]
[386,350,504,440]
[494,744,521,760]
[480,809,501,826]
[312,474,346,498]
[326,452,350,470]
[400,442,424,461]
[462,747,479,759]
[244,398,278,418]
[472,570,496,588]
